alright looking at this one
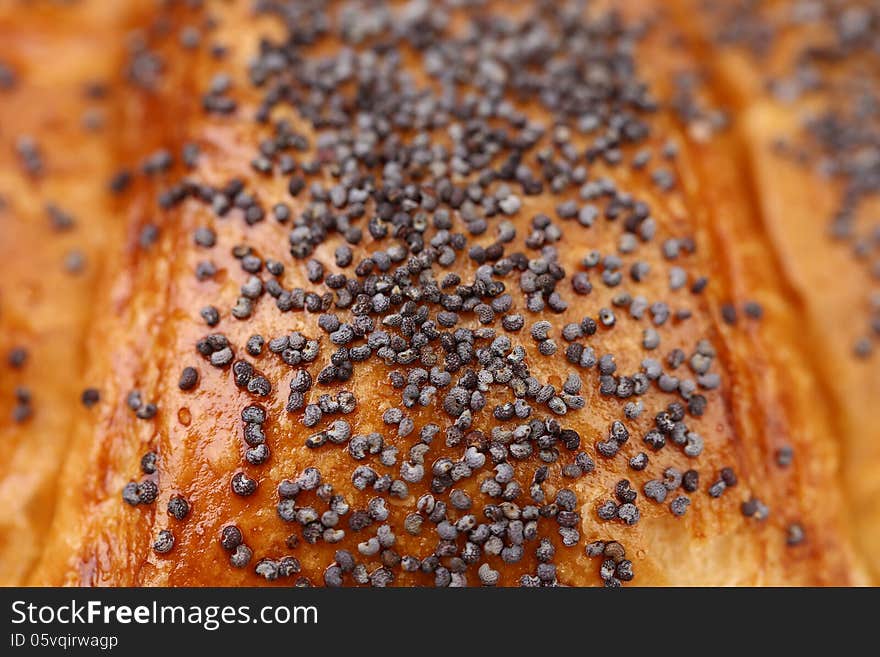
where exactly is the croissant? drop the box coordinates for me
[1,0,877,587]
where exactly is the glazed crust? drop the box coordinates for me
[0,1,147,585]
[669,0,880,583]
[0,0,876,586]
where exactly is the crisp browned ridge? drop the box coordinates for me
[0,0,877,586]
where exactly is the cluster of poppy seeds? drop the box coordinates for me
[584,540,634,587]
[5,346,32,423]
[28,0,822,585]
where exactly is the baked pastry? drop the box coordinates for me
[1,0,877,587]
[0,1,151,585]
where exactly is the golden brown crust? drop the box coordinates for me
[670,0,880,582]
[0,0,875,586]
[0,1,148,584]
